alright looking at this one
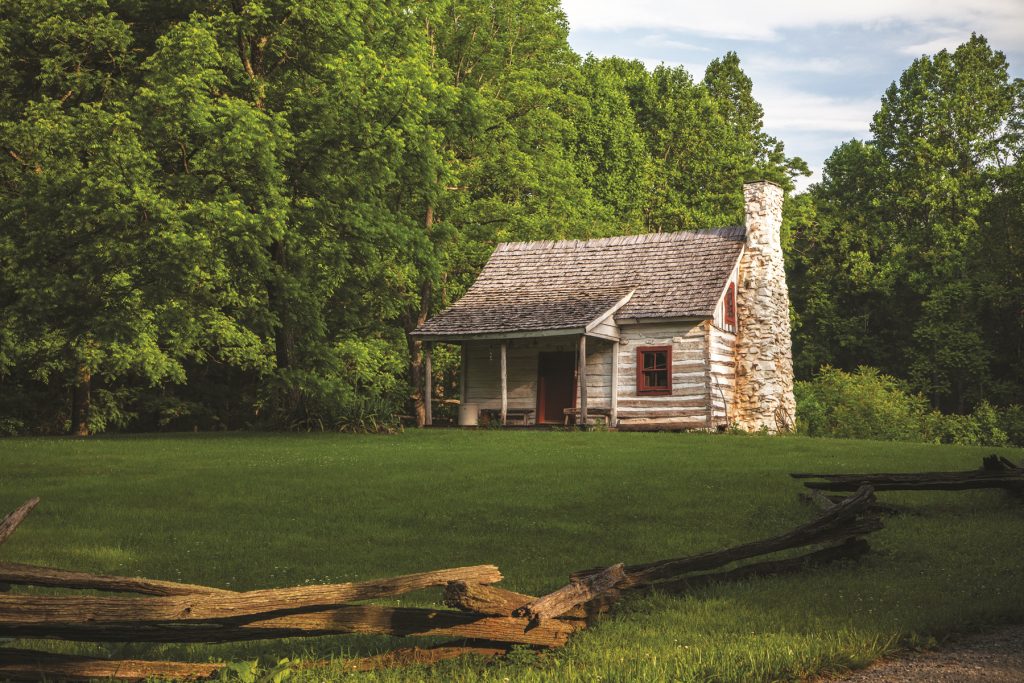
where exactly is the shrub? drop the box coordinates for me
[796,367,1016,447]
[795,366,933,442]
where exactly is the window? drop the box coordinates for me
[724,282,737,326]
[636,346,672,395]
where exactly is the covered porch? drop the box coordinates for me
[419,328,622,428]
[412,287,635,428]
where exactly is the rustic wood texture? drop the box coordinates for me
[0,565,502,626]
[0,498,40,547]
[444,582,599,621]
[0,562,232,596]
[514,563,625,623]
[792,456,1023,492]
[342,642,510,672]
[644,538,870,594]
[578,335,588,426]
[571,485,880,587]
[444,582,536,617]
[0,604,579,647]
[412,229,745,339]
[0,649,223,682]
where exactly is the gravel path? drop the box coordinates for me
[827,624,1024,682]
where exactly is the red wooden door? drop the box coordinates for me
[537,352,575,424]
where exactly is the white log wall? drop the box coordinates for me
[460,320,738,429]
[709,325,738,426]
[615,321,711,428]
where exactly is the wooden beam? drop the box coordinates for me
[500,342,507,426]
[610,341,619,426]
[0,563,233,596]
[514,563,624,623]
[0,648,223,682]
[578,335,588,427]
[572,485,881,587]
[459,344,467,404]
[341,642,511,672]
[424,343,433,427]
[791,456,1024,492]
[0,498,40,547]
[703,321,714,429]
[0,565,503,626]
[443,582,593,620]
[0,604,579,647]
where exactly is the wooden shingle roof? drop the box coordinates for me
[414,227,745,339]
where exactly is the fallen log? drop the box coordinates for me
[0,564,502,625]
[0,649,222,682]
[0,499,40,547]
[572,485,880,587]
[443,582,608,621]
[0,562,233,596]
[798,492,904,516]
[0,604,579,647]
[513,563,625,623]
[341,641,511,672]
[642,538,870,594]
[444,582,538,618]
[791,457,1024,492]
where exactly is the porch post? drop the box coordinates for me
[499,342,508,426]
[424,343,433,427]
[578,335,588,427]
[459,344,467,403]
[610,340,619,427]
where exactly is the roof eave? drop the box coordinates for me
[615,315,711,326]
[410,327,587,342]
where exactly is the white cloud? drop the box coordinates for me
[744,55,850,76]
[561,0,1024,45]
[637,33,711,51]
[754,86,877,134]
[900,32,974,56]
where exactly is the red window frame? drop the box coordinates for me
[724,282,737,326]
[636,345,672,396]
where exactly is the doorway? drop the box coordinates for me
[537,351,575,424]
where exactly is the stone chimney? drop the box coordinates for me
[734,181,796,432]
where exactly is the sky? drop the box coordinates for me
[561,0,1024,191]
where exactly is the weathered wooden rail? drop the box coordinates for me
[0,489,882,680]
[791,455,1023,493]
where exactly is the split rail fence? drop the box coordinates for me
[0,488,882,681]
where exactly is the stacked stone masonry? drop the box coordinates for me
[734,181,797,432]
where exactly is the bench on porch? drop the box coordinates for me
[563,406,611,427]
[480,408,535,426]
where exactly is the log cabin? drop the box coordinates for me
[411,181,796,432]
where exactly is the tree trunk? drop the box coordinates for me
[407,205,433,428]
[69,366,90,437]
[268,239,291,371]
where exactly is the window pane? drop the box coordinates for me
[644,370,668,388]
[654,351,667,369]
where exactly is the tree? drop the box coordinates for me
[790,34,1024,412]
[703,51,808,190]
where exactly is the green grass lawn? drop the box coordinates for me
[1,431,1022,681]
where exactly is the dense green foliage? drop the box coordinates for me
[1,431,1022,680]
[795,366,1014,446]
[0,1,804,435]
[788,35,1024,419]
